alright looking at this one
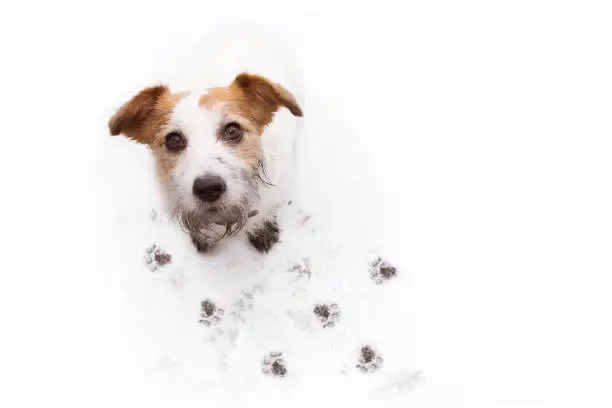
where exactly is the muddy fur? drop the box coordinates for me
[248,219,280,253]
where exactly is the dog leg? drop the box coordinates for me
[247,217,280,253]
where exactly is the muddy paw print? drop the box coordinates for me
[144,245,172,272]
[227,286,261,323]
[369,257,397,284]
[313,303,341,328]
[261,352,287,378]
[287,258,312,281]
[198,299,225,327]
[356,345,383,373]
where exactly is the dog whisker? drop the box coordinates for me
[256,159,274,187]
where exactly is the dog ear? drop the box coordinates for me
[108,85,170,144]
[232,73,303,118]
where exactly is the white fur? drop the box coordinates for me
[168,94,251,214]
[164,26,303,244]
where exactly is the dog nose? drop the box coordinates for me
[192,175,226,202]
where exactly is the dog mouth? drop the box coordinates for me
[203,207,258,228]
[171,164,263,240]
[197,198,256,225]
[206,207,241,225]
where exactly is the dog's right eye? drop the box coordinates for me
[165,131,186,152]
[221,122,244,143]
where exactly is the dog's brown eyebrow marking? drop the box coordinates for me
[199,88,229,108]
[198,74,302,132]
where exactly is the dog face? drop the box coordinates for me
[109,73,302,238]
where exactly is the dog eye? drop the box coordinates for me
[222,123,243,143]
[165,131,186,152]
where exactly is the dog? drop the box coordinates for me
[108,28,304,253]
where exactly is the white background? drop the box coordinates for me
[1,0,611,407]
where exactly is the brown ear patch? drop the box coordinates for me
[233,73,303,117]
[228,73,303,129]
[108,85,180,144]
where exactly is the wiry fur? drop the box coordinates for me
[108,28,303,253]
[173,165,264,247]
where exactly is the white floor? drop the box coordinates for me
[2,1,612,407]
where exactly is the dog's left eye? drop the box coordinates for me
[221,123,243,143]
[165,131,186,152]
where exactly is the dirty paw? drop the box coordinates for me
[248,220,280,253]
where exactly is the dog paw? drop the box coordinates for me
[247,220,280,253]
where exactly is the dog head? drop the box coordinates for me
[109,73,302,239]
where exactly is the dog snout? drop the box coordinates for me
[192,174,227,202]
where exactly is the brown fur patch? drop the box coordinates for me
[108,86,183,144]
[197,73,302,172]
[224,117,262,169]
[234,134,262,168]
[233,73,303,119]
[109,86,186,192]
[199,73,302,132]
[153,142,182,188]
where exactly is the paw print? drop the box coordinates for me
[313,303,341,328]
[261,351,287,378]
[287,258,312,281]
[227,286,261,323]
[199,299,225,327]
[144,245,172,272]
[369,257,397,284]
[356,345,383,373]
